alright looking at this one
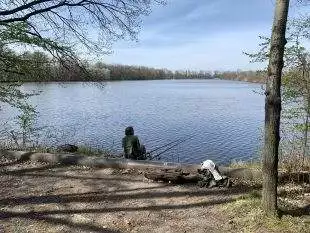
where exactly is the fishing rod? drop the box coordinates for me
[147,132,197,154]
[150,133,197,160]
[148,137,186,154]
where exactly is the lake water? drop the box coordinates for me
[2,80,265,165]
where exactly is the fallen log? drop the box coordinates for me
[0,150,262,180]
[1,150,307,183]
[144,169,198,183]
[0,149,200,171]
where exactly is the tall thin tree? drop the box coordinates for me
[263,0,290,215]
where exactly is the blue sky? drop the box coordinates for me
[104,0,308,71]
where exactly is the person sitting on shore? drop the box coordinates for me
[122,126,146,160]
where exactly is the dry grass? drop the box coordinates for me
[230,155,310,175]
[0,144,121,158]
[220,191,310,233]
[226,155,310,232]
[280,154,310,173]
[229,159,261,169]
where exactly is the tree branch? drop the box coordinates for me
[0,0,89,23]
[0,0,54,16]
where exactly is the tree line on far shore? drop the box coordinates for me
[0,50,265,83]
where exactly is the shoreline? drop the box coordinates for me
[1,149,309,185]
[0,77,264,84]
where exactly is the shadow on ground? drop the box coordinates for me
[1,159,307,232]
[280,204,310,217]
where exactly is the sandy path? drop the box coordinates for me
[0,159,257,233]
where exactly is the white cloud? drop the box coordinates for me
[102,0,310,71]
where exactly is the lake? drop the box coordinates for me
[2,79,265,165]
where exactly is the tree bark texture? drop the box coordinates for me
[263,0,290,215]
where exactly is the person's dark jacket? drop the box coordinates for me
[122,135,141,159]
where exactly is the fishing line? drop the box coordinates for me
[148,131,197,154]
[150,133,198,160]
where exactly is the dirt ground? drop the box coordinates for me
[0,157,308,233]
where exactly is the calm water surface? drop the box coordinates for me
[3,80,265,164]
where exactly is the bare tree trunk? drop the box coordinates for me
[263,0,290,216]
[302,68,310,166]
[302,100,310,159]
